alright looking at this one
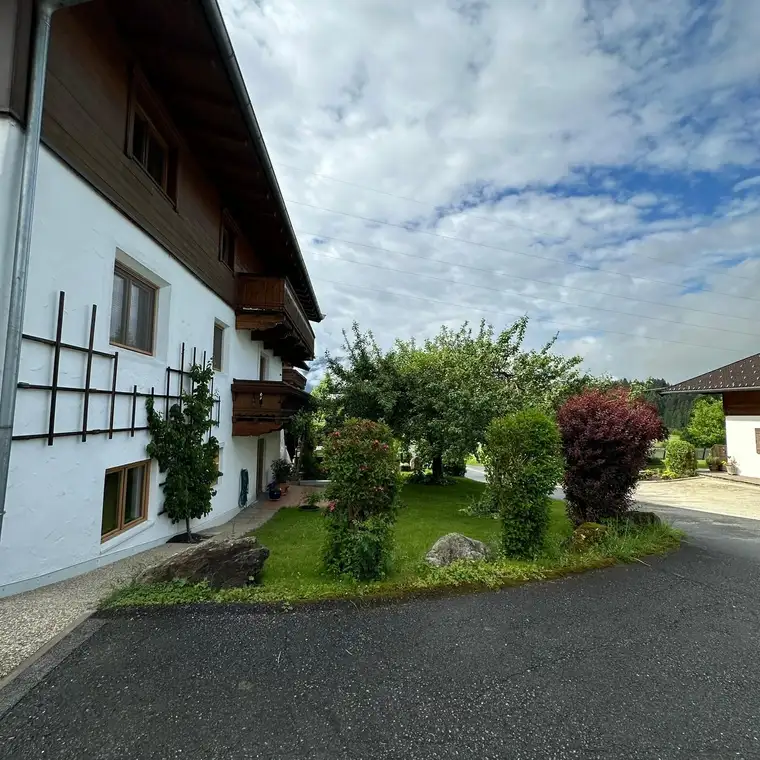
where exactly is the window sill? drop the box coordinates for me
[100,518,154,553]
[110,340,155,357]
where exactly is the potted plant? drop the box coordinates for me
[706,455,724,473]
[267,480,281,501]
[726,457,739,475]
[271,458,293,494]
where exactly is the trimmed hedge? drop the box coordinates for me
[664,438,697,478]
[483,410,564,558]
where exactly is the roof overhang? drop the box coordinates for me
[104,0,322,322]
[662,352,760,396]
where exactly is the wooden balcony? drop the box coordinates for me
[231,379,310,437]
[283,366,307,391]
[235,275,315,364]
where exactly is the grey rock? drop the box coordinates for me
[137,537,269,589]
[625,510,662,526]
[425,533,489,567]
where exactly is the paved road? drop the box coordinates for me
[467,465,567,500]
[2,495,760,758]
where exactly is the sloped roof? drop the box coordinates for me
[105,0,322,322]
[664,353,760,393]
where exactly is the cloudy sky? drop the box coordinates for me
[221,0,760,385]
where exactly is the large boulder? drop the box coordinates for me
[425,533,489,567]
[137,536,269,589]
[625,510,662,527]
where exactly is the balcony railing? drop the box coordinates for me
[231,379,310,437]
[283,366,307,391]
[235,275,315,363]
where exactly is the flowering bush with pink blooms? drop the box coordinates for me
[322,418,401,580]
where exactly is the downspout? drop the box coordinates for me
[0,0,91,542]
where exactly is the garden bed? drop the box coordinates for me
[102,479,681,609]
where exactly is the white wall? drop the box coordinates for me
[0,147,285,595]
[726,416,760,478]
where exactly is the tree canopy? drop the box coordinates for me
[317,317,586,476]
[684,396,726,448]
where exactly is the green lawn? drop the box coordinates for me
[103,479,681,609]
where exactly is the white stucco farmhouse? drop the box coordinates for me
[0,0,321,595]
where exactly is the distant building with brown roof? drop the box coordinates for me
[665,353,760,477]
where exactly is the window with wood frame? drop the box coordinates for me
[101,461,150,541]
[212,322,225,372]
[127,74,178,200]
[110,264,156,354]
[220,217,236,269]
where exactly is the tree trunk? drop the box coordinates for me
[186,515,192,543]
[432,454,444,479]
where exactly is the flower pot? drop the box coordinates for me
[727,466,738,476]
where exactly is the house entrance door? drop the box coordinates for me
[256,438,265,495]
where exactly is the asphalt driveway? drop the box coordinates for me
[2,515,760,759]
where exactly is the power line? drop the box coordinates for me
[277,162,563,240]
[278,163,755,285]
[311,276,746,354]
[288,199,760,303]
[305,247,760,340]
[297,230,759,326]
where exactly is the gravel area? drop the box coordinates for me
[0,543,184,680]
[0,489,319,681]
[636,476,760,520]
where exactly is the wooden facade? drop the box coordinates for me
[723,391,760,417]
[4,0,320,323]
[41,4,255,308]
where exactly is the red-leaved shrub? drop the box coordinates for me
[557,388,665,524]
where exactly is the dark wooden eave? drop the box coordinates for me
[663,353,760,394]
[104,0,321,322]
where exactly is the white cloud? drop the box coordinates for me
[221,0,760,385]
[734,176,760,192]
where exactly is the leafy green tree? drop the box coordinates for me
[318,324,403,432]
[393,321,506,478]
[685,397,726,448]
[318,317,585,481]
[146,363,220,542]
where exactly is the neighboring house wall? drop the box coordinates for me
[725,417,760,478]
[0,147,283,595]
[724,391,760,478]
